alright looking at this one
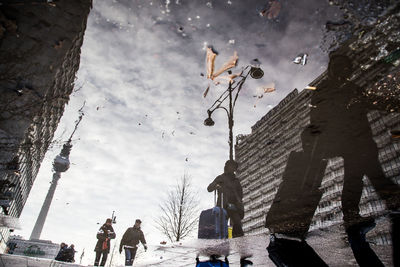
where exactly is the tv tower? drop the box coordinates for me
[30,104,84,240]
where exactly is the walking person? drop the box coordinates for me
[119,219,147,266]
[207,160,244,238]
[94,218,116,266]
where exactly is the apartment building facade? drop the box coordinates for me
[0,0,92,251]
[236,89,400,244]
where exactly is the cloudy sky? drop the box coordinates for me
[15,0,343,265]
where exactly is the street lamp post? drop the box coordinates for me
[204,61,264,160]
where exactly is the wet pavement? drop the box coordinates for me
[136,222,393,266]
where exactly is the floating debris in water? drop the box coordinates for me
[374,44,389,61]
[360,64,371,70]
[212,51,239,79]
[263,86,276,93]
[293,53,308,65]
[260,0,281,20]
[325,20,352,31]
[203,85,210,98]
[253,83,275,107]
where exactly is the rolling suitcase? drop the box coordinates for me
[265,151,328,239]
[198,191,228,239]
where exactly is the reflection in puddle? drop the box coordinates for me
[1,0,400,266]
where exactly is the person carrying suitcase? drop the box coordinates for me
[207,160,244,238]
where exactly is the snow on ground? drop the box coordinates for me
[1,225,393,266]
[127,224,393,267]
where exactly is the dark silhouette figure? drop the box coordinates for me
[55,242,68,261]
[265,53,400,266]
[119,219,147,266]
[65,244,76,263]
[94,218,116,266]
[208,160,244,238]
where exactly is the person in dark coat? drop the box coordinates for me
[94,218,116,266]
[119,219,147,266]
[207,160,244,238]
[65,244,76,262]
[55,242,68,261]
[265,53,400,267]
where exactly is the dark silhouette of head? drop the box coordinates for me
[134,219,142,227]
[224,160,238,174]
[328,54,353,81]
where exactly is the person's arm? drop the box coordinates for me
[238,180,243,200]
[119,229,128,253]
[140,231,147,251]
[207,176,221,192]
[109,227,116,239]
[96,228,106,241]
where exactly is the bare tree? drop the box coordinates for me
[155,174,200,242]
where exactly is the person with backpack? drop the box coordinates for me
[119,219,147,266]
[207,160,244,238]
[94,218,116,266]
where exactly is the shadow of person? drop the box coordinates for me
[265,53,400,267]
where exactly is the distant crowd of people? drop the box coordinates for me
[55,242,76,262]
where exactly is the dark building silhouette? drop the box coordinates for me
[0,0,92,251]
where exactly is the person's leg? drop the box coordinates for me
[228,210,243,238]
[346,222,384,267]
[342,154,385,267]
[391,212,400,267]
[363,151,400,267]
[124,248,132,266]
[341,156,365,227]
[100,252,108,266]
[94,251,101,266]
[130,247,138,265]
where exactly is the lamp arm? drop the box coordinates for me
[208,105,230,119]
[232,69,251,111]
